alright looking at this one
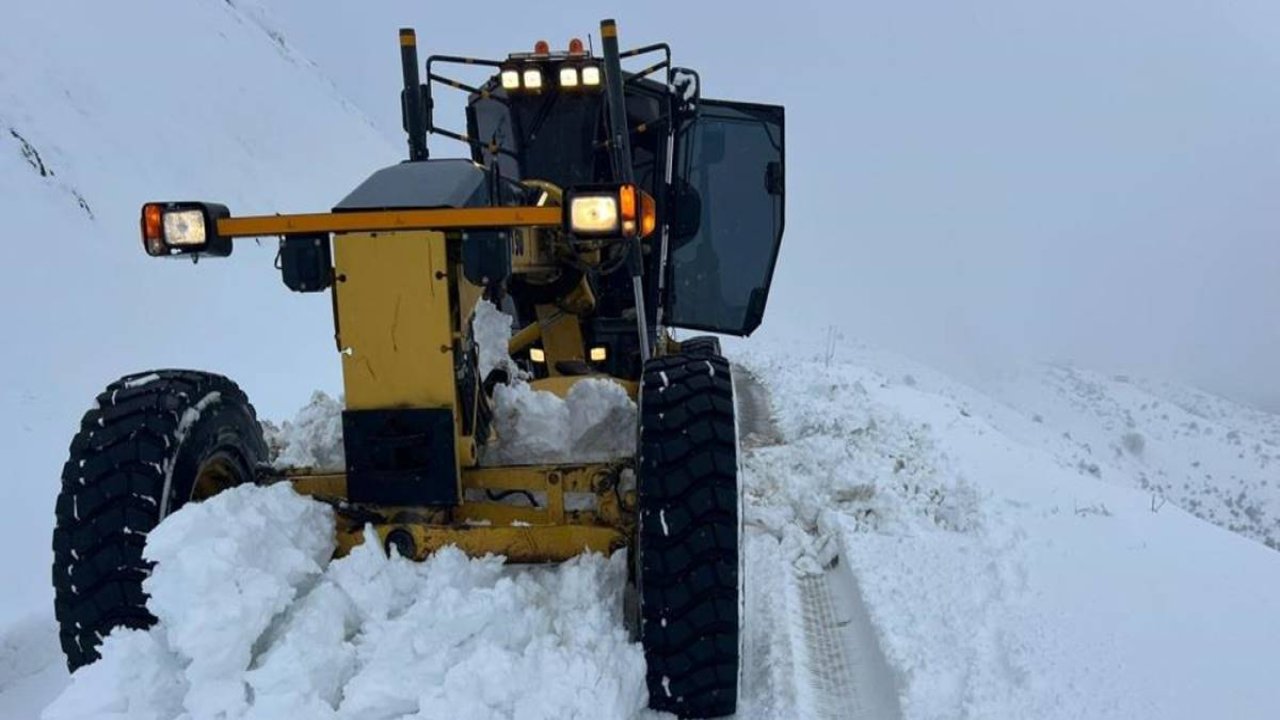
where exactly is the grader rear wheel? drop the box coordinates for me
[52,370,267,670]
[636,352,740,718]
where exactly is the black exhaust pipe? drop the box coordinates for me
[600,19,652,362]
[399,28,429,162]
[600,19,633,185]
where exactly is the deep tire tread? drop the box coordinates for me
[52,370,265,670]
[638,353,739,718]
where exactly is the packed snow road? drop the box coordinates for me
[734,367,901,720]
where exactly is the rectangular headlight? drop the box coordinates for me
[162,209,207,246]
[569,195,619,234]
[140,202,233,258]
[581,66,602,86]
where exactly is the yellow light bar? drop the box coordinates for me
[216,206,562,239]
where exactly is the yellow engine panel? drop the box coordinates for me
[333,230,456,410]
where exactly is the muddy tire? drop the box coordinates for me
[52,370,267,670]
[637,353,740,718]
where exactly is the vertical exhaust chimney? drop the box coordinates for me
[399,28,429,162]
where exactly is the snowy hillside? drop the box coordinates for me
[5,343,1279,719]
[0,0,397,617]
[989,366,1280,549]
[738,347,1280,719]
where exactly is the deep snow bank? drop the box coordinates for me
[740,345,1280,720]
[43,484,647,720]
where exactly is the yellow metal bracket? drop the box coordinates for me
[216,206,562,239]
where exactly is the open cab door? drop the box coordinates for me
[666,100,784,336]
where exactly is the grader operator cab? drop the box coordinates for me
[53,20,783,718]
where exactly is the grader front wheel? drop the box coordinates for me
[52,370,267,670]
[637,353,741,718]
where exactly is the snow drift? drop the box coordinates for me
[43,484,647,720]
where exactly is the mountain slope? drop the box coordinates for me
[0,0,397,619]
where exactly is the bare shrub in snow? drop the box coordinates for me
[1121,431,1146,456]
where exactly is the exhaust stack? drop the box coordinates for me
[399,28,429,161]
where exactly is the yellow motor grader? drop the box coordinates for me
[52,20,783,718]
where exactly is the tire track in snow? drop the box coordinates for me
[735,366,902,720]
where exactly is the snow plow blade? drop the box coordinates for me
[282,463,633,563]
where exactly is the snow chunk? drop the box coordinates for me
[122,373,161,389]
[486,378,636,465]
[45,485,647,720]
[265,391,345,470]
[472,299,520,381]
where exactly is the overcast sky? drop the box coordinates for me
[265,0,1280,408]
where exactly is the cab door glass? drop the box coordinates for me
[667,100,784,336]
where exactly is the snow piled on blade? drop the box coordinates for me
[487,379,636,465]
[42,485,647,720]
[264,391,345,470]
[475,301,636,465]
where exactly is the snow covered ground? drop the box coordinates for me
[5,343,1279,719]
